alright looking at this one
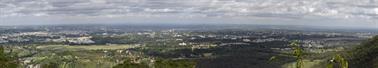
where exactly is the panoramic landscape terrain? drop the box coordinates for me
[1,0,378,68]
[0,24,376,68]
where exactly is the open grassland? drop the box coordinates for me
[21,44,143,68]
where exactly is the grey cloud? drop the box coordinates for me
[251,13,305,19]
[0,0,377,20]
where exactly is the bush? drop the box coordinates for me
[0,46,18,68]
[154,59,196,68]
[348,35,378,68]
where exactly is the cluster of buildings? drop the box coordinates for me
[251,38,288,43]
[0,31,95,44]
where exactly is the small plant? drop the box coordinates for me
[290,40,303,68]
[268,56,277,63]
[327,54,348,68]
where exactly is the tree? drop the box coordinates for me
[349,35,378,68]
[0,46,18,68]
[290,40,303,68]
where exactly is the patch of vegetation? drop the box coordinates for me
[91,36,133,44]
[327,54,348,68]
[290,40,304,68]
[154,59,197,68]
[113,58,196,68]
[113,59,149,68]
[348,35,378,68]
[0,46,18,68]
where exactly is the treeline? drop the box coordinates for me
[348,35,378,68]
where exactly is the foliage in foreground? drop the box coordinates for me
[113,58,196,68]
[0,46,18,68]
[112,59,149,68]
[348,35,378,68]
[154,59,197,68]
[290,40,303,68]
[327,54,348,68]
[290,40,348,68]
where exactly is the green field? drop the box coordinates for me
[36,44,140,50]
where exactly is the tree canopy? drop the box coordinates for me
[349,35,378,68]
[0,46,18,68]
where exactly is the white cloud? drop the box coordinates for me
[375,8,378,14]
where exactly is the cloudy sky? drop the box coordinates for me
[0,0,377,28]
